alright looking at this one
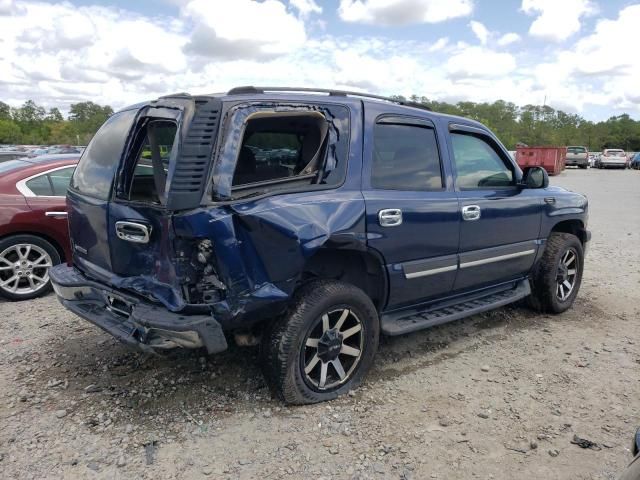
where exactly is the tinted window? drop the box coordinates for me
[50,167,75,196]
[372,123,443,190]
[70,109,137,199]
[451,133,513,189]
[25,175,53,196]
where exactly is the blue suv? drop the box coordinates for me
[50,87,590,404]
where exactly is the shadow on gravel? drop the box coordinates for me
[29,297,602,429]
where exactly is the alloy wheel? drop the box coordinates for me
[556,248,578,302]
[301,308,364,390]
[0,243,53,296]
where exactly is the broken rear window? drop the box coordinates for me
[232,112,328,189]
[212,103,350,200]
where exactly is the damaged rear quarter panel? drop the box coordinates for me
[172,192,367,328]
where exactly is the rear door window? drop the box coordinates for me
[50,167,75,196]
[70,109,137,200]
[23,166,76,197]
[25,175,53,196]
[371,123,443,191]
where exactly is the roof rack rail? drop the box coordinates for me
[226,86,431,111]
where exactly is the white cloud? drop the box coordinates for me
[183,0,306,59]
[338,0,474,26]
[469,20,489,45]
[497,32,521,46]
[533,4,640,111]
[521,0,596,42]
[1,0,639,120]
[289,0,322,16]
[0,0,17,15]
[428,37,449,52]
[446,46,516,78]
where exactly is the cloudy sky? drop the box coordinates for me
[0,0,638,120]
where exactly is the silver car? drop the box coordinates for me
[565,146,589,168]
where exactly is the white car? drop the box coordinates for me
[598,149,628,169]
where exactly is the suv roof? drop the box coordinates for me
[225,86,433,111]
[142,86,488,131]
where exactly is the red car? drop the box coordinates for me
[0,154,79,300]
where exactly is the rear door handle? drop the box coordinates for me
[461,205,481,221]
[45,211,68,218]
[378,209,403,227]
[115,221,151,244]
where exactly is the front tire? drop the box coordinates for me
[260,280,380,404]
[0,234,61,301]
[527,232,584,313]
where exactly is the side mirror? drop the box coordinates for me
[520,166,549,189]
[634,427,640,457]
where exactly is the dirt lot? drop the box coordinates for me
[1,168,639,480]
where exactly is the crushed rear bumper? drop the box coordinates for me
[49,264,227,354]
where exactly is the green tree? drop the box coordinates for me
[0,101,11,120]
[0,119,21,143]
[68,101,113,144]
[46,107,64,122]
[13,100,46,124]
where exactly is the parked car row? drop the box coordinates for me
[0,144,85,163]
[0,154,78,300]
[565,147,640,169]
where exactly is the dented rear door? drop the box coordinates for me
[68,96,222,310]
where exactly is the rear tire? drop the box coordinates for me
[527,232,584,313]
[260,279,379,404]
[0,234,61,301]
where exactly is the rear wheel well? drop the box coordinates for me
[550,220,586,244]
[300,249,387,311]
[0,231,66,262]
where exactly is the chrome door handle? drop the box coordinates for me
[45,211,68,218]
[378,209,403,227]
[115,221,151,244]
[461,205,481,221]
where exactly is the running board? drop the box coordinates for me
[381,279,531,336]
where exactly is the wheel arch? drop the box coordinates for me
[299,248,388,311]
[549,219,588,245]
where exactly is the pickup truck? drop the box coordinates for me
[50,87,590,404]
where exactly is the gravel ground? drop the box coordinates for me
[1,168,639,480]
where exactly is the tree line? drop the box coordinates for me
[0,100,113,145]
[395,95,640,151]
[2,96,640,151]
